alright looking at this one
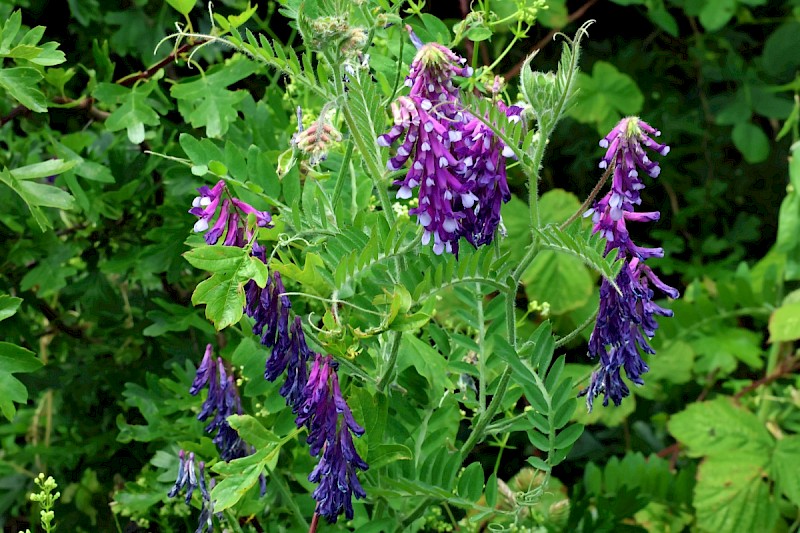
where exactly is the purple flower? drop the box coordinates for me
[580,117,679,410]
[378,30,519,255]
[191,344,249,461]
[168,451,219,532]
[295,354,368,523]
[188,180,271,246]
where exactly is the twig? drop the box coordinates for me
[116,42,198,87]
[733,356,800,401]
[502,0,599,80]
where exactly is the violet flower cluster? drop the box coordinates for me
[191,344,251,461]
[244,265,368,523]
[167,450,218,533]
[189,179,272,246]
[580,117,680,411]
[378,29,519,255]
[188,185,368,523]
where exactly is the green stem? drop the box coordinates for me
[331,136,354,208]
[376,330,402,392]
[459,366,513,457]
[476,283,487,414]
[486,20,522,72]
[396,497,433,532]
[554,309,598,348]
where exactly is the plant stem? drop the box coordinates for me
[376,331,402,392]
[459,366,513,457]
[559,163,614,231]
[476,283,487,414]
[332,136,354,209]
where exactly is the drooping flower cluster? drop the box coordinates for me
[297,354,368,522]
[167,450,218,533]
[244,270,368,522]
[189,179,272,246]
[187,178,368,522]
[378,29,519,255]
[191,344,250,462]
[580,117,680,411]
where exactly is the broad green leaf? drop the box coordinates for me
[0,342,43,420]
[522,251,593,315]
[668,398,773,457]
[185,246,269,330]
[397,333,450,398]
[762,21,800,79]
[0,167,76,230]
[772,435,800,506]
[271,252,330,295]
[211,445,275,513]
[0,67,46,112]
[698,0,736,32]
[691,328,763,372]
[102,81,161,144]
[768,301,800,342]
[694,452,777,533]
[732,122,770,163]
[165,0,195,15]
[170,58,258,138]
[0,295,22,322]
[570,61,643,134]
[227,414,279,448]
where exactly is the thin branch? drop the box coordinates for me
[733,356,800,401]
[116,41,198,87]
[502,0,599,80]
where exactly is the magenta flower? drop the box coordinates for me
[580,117,679,410]
[188,180,271,245]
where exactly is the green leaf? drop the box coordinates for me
[0,67,46,112]
[762,21,800,79]
[368,444,413,470]
[165,0,195,15]
[211,445,277,513]
[0,342,43,421]
[457,462,484,502]
[9,159,77,180]
[667,398,773,457]
[570,61,643,134]
[772,435,800,506]
[522,251,593,315]
[732,122,770,163]
[768,301,800,342]
[554,423,584,450]
[102,81,161,144]
[227,414,279,448]
[694,452,777,533]
[397,333,450,397]
[0,167,76,231]
[185,245,269,330]
[170,58,258,138]
[0,295,22,322]
[698,0,736,32]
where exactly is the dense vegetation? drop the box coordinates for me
[1,0,799,532]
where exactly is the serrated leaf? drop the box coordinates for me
[668,398,773,457]
[185,246,269,330]
[211,445,277,513]
[522,250,593,315]
[694,452,777,533]
[102,81,160,144]
[227,414,279,448]
[569,61,643,134]
[772,436,800,506]
[171,58,258,138]
[0,67,46,112]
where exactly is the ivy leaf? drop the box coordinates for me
[667,398,773,457]
[570,61,643,134]
[0,67,47,112]
[694,452,777,533]
[0,342,43,420]
[102,80,161,144]
[184,245,269,330]
[170,58,258,138]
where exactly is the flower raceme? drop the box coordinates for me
[186,185,368,523]
[378,29,518,255]
[581,117,679,411]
